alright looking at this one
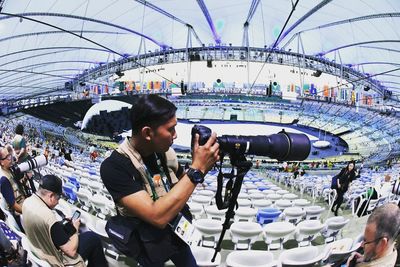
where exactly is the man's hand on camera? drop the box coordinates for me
[191,132,219,174]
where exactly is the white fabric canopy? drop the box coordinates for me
[0,1,399,100]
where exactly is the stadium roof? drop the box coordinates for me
[0,0,399,101]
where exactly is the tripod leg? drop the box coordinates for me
[212,162,251,262]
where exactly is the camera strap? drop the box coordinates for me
[212,157,252,262]
[215,164,236,210]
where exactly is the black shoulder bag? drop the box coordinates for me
[104,155,144,259]
[105,210,142,259]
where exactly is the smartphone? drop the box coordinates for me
[71,210,81,221]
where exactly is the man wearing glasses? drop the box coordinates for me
[347,203,399,267]
[0,147,26,230]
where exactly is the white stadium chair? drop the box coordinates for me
[191,246,221,267]
[193,219,223,248]
[304,205,325,220]
[226,250,275,267]
[295,220,325,247]
[280,246,324,267]
[283,207,305,225]
[205,205,227,221]
[230,221,263,250]
[252,199,273,209]
[263,221,296,250]
[234,207,257,222]
[321,216,349,243]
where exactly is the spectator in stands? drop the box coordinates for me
[281,161,288,172]
[89,145,98,162]
[22,175,108,267]
[379,174,392,198]
[346,203,399,267]
[100,94,219,267]
[353,186,379,217]
[12,124,28,164]
[64,149,73,162]
[0,147,26,231]
[43,146,50,159]
[293,162,303,178]
[331,161,356,216]
[57,152,65,166]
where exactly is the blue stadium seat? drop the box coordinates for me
[63,183,78,202]
[67,176,80,189]
[256,207,281,225]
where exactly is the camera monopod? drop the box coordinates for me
[211,154,253,262]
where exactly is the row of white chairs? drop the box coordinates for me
[193,216,349,251]
[191,235,362,267]
[189,203,326,223]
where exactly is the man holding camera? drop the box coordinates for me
[0,147,25,230]
[100,94,219,267]
[22,175,108,267]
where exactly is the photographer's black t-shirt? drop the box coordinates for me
[100,150,183,202]
[100,151,144,201]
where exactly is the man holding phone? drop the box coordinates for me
[22,175,108,267]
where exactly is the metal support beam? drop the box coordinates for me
[0,46,110,60]
[282,13,400,49]
[317,40,400,56]
[275,0,333,47]
[196,0,220,44]
[245,0,261,24]
[134,0,204,46]
[0,0,5,12]
[242,22,249,48]
[0,30,126,44]
[0,12,165,48]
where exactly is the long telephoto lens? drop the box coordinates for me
[191,125,311,161]
[17,155,48,173]
[218,131,310,161]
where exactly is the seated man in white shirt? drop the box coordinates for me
[379,174,392,198]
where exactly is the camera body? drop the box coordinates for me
[191,124,213,147]
[191,125,311,161]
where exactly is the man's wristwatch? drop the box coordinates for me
[186,167,205,184]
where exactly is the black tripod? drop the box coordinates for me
[212,154,252,262]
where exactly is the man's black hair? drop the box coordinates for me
[15,124,24,135]
[130,94,177,135]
